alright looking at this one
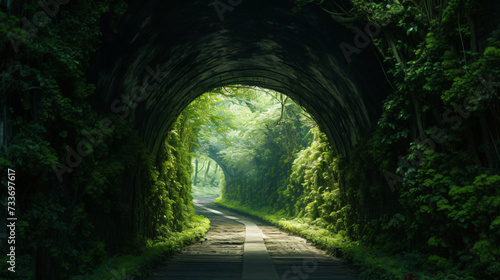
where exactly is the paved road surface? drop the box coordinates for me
[144,196,358,280]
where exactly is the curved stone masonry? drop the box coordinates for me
[92,0,388,157]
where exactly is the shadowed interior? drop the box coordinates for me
[93,0,388,156]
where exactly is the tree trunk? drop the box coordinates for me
[204,160,211,185]
[411,92,426,139]
[194,159,199,186]
[210,164,218,186]
[468,15,477,53]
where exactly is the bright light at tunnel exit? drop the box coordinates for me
[180,85,318,199]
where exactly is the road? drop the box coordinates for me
[144,196,358,280]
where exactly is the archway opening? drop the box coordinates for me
[178,85,318,204]
[94,0,388,161]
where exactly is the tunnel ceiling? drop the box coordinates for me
[93,0,388,156]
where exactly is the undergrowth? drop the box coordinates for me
[70,215,210,280]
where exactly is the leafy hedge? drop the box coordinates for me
[216,1,500,279]
[219,122,499,279]
[0,1,202,278]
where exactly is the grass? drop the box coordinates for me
[70,214,210,280]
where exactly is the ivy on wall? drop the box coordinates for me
[218,1,500,278]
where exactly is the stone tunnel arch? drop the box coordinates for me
[92,0,389,157]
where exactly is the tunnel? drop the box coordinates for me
[92,0,389,157]
[4,0,500,278]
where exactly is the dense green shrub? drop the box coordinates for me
[0,1,202,278]
[215,1,500,278]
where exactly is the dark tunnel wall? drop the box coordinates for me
[93,0,389,156]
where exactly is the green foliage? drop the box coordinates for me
[0,1,207,278]
[70,215,210,280]
[286,0,500,278]
[214,2,500,274]
[190,157,223,198]
[2,0,499,279]
[183,86,314,210]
